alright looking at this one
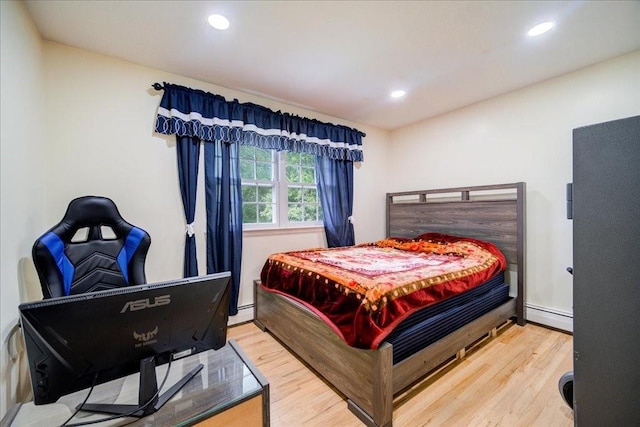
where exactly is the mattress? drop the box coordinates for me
[260,233,507,349]
[385,272,510,364]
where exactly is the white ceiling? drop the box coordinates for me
[24,1,640,130]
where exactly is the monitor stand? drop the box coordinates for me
[77,356,203,418]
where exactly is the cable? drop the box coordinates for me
[60,360,173,427]
[59,373,99,426]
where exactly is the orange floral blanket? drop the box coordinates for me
[260,233,506,349]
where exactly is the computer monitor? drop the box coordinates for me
[19,271,231,418]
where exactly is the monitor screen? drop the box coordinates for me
[19,271,231,417]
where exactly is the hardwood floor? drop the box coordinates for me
[228,321,574,427]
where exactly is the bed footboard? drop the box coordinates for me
[254,281,516,427]
[254,281,394,427]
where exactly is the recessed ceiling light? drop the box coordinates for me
[527,21,554,37]
[208,14,230,30]
[390,90,406,99]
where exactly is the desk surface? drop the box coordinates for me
[9,340,268,426]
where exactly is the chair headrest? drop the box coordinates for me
[52,196,134,241]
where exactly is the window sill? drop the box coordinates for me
[243,225,324,237]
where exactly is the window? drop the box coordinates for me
[284,151,323,224]
[240,146,323,228]
[240,146,276,225]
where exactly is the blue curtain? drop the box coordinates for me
[204,141,243,316]
[316,156,355,247]
[154,82,365,313]
[154,83,365,161]
[176,135,200,277]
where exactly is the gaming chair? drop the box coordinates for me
[32,196,151,299]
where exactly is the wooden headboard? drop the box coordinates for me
[386,182,526,324]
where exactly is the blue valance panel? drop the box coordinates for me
[154,83,365,162]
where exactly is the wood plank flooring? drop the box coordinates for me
[228,321,574,427]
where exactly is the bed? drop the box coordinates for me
[254,182,526,426]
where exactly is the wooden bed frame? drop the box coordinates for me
[254,182,526,427]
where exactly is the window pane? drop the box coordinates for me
[300,153,315,166]
[286,151,300,163]
[257,186,273,203]
[241,160,256,180]
[239,145,255,160]
[258,204,275,223]
[285,164,300,182]
[288,203,303,222]
[304,205,319,221]
[302,187,317,203]
[256,162,273,180]
[288,187,302,203]
[255,147,272,162]
[301,167,315,184]
[242,185,257,202]
[243,204,257,223]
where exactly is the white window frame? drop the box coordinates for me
[241,147,323,231]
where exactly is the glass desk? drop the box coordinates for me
[8,340,269,426]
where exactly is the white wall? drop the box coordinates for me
[389,50,640,330]
[0,0,48,417]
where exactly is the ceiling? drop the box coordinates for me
[24,1,640,131]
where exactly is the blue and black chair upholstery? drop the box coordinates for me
[32,196,151,299]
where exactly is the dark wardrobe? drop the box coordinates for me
[571,115,640,425]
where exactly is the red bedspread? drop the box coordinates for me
[260,233,506,349]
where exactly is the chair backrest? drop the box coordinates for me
[32,196,151,299]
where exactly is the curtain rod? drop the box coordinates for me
[151,82,164,90]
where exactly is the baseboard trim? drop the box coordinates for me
[526,303,573,333]
[228,303,254,326]
[229,302,573,333]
